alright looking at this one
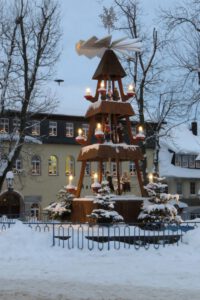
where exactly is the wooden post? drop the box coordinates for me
[125,116,146,196]
[116,159,121,195]
[76,161,87,198]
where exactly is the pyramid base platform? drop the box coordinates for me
[71,196,144,223]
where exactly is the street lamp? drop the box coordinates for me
[6,171,14,190]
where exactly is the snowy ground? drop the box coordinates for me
[0,221,200,300]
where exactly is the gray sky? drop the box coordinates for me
[52,0,176,116]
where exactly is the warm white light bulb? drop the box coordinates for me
[138,126,143,134]
[78,128,82,136]
[100,81,105,89]
[85,88,91,95]
[148,173,153,183]
[96,123,101,130]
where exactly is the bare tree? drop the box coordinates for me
[110,0,167,183]
[0,0,61,191]
[160,0,200,88]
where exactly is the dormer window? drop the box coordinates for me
[0,118,9,133]
[31,121,40,136]
[66,122,74,137]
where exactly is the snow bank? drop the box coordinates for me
[0,221,200,299]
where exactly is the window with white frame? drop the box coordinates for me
[0,118,9,133]
[30,203,40,218]
[49,121,57,136]
[13,157,22,173]
[85,161,91,176]
[66,122,74,137]
[48,155,58,175]
[176,182,182,194]
[190,182,196,195]
[131,126,137,136]
[175,154,182,167]
[31,155,41,175]
[13,118,20,133]
[189,155,196,168]
[31,121,40,136]
[195,158,200,169]
[65,155,75,176]
[181,155,188,168]
[129,161,135,176]
[82,123,89,138]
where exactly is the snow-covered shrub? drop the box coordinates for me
[44,188,73,221]
[88,180,124,224]
[138,179,182,229]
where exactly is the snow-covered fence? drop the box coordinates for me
[0,215,15,231]
[49,221,199,250]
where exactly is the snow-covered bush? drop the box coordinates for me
[88,180,124,224]
[138,179,182,229]
[44,188,73,221]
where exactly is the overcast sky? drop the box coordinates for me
[52,0,176,116]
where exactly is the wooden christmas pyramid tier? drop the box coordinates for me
[85,100,135,118]
[77,143,143,161]
[92,49,126,80]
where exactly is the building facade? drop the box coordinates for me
[0,111,155,218]
[159,122,200,216]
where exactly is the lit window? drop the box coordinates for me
[82,123,89,137]
[0,118,9,133]
[48,155,58,175]
[31,121,40,136]
[49,121,57,136]
[129,161,135,176]
[66,155,75,176]
[85,161,91,176]
[13,157,22,174]
[31,155,41,175]
[176,182,182,194]
[13,118,20,133]
[66,122,74,137]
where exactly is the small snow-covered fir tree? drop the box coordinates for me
[88,179,124,224]
[138,177,182,229]
[44,188,73,220]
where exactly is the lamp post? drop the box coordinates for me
[6,171,14,191]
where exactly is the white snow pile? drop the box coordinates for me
[0,220,200,299]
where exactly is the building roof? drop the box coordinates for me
[159,123,200,179]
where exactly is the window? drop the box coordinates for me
[189,155,196,168]
[31,121,40,136]
[0,118,9,133]
[66,122,74,137]
[49,121,57,136]
[66,155,75,176]
[196,158,200,169]
[13,157,22,174]
[31,155,41,175]
[82,123,89,137]
[30,203,40,218]
[111,162,117,176]
[131,126,137,136]
[129,161,135,176]
[13,118,20,133]
[175,154,182,167]
[85,161,91,176]
[190,182,196,195]
[48,155,58,175]
[181,155,188,168]
[176,182,182,194]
